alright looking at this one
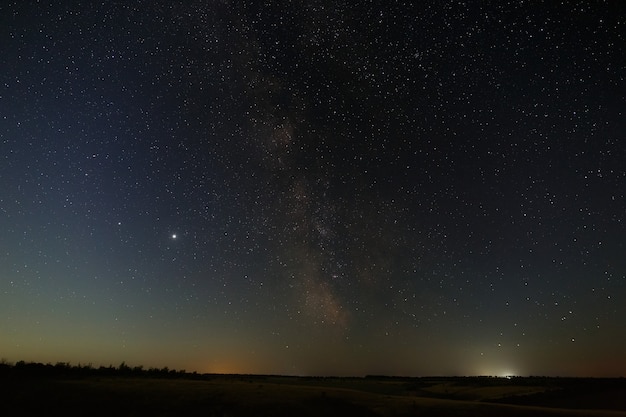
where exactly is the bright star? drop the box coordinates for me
[171,234,177,239]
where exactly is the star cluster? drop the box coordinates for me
[1,1,625,377]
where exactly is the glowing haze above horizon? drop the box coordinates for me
[1,1,625,377]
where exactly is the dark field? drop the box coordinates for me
[2,364,626,416]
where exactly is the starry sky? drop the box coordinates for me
[1,1,625,377]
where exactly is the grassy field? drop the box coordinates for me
[2,373,626,417]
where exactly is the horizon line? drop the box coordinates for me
[2,358,624,380]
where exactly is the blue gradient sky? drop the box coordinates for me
[1,1,625,377]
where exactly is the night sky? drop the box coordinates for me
[1,1,625,377]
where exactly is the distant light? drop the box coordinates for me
[172,234,177,239]
[499,370,517,379]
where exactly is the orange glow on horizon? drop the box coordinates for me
[197,356,267,375]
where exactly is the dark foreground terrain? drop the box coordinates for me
[1,362,625,416]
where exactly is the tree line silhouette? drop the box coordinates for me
[0,358,204,379]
